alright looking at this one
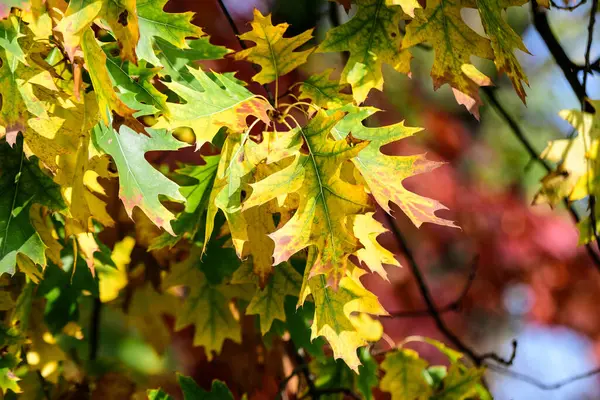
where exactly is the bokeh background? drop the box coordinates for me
[94,1,600,398]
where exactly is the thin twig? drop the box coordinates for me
[89,298,101,361]
[383,214,516,367]
[482,86,600,270]
[385,256,478,318]
[531,0,594,112]
[488,364,600,390]
[215,0,275,104]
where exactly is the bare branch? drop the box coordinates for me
[215,0,275,104]
[488,363,600,390]
[383,214,517,368]
[385,256,478,318]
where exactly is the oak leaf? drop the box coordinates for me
[234,9,314,84]
[136,0,204,66]
[0,139,65,277]
[155,67,271,150]
[332,106,456,228]
[403,0,494,117]
[318,0,411,103]
[244,110,372,288]
[92,123,187,235]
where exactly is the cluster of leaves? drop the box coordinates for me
[0,0,551,398]
[535,101,600,244]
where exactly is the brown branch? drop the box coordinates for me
[488,363,600,390]
[531,0,594,112]
[482,86,600,271]
[215,0,274,104]
[383,214,516,367]
[385,256,477,318]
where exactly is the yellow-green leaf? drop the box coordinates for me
[300,263,388,371]
[243,110,372,288]
[298,68,353,109]
[155,67,271,150]
[234,9,314,84]
[232,261,302,334]
[332,106,456,228]
[162,251,242,359]
[380,349,432,400]
[318,0,411,103]
[403,0,494,117]
[81,29,135,123]
[468,0,530,102]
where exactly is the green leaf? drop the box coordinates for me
[310,357,355,400]
[318,0,411,103]
[234,9,314,84]
[155,37,232,88]
[147,388,173,400]
[162,247,243,358]
[155,67,271,150]
[332,106,456,229]
[232,261,302,334]
[298,69,353,109]
[380,349,432,400]
[0,139,65,277]
[177,375,234,400]
[92,123,187,235]
[37,256,98,334]
[357,347,378,400]
[150,155,220,249]
[136,0,204,66]
[105,52,169,117]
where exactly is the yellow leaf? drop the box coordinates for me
[332,106,457,229]
[54,0,103,60]
[244,110,372,288]
[403,0,494,117]
[234,9,314,84]
[81,29,135,123]
[301,263,388,372]
[353,213,400,280]
[98,236,134,302]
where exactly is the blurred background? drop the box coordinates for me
[94,1,600,398]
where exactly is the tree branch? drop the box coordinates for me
[215,0,275,104]
[383,214,516,367]
[488,363,600,390]
[531,0,594,112]
[385,256,477,318]
[482,86,600,271]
